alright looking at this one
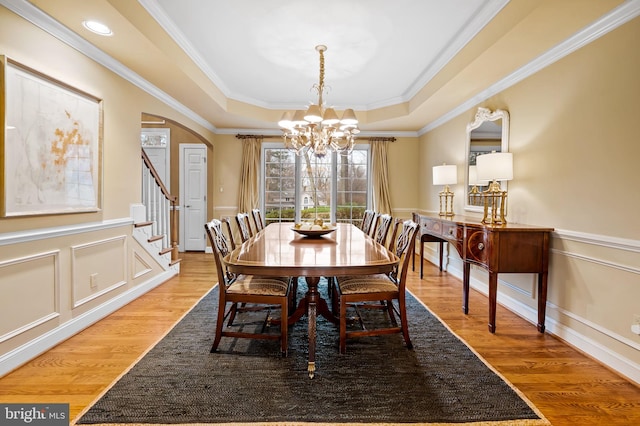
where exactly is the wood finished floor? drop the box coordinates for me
[0,251,638,425]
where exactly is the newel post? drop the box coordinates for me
[170,196,179,262]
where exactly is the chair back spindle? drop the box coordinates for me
[252,208,265,232]
[236,212,253,242]
[204,219,236,285]
[390,220,419,284]
[221,217,236,251]
[374,214,393,246]
[361,210,375,235]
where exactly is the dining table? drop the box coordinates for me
[224,222,399,378]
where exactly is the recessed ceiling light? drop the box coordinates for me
[82,20,113,36]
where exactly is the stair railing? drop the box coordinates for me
[141,149,179,263]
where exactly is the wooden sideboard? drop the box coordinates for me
[412,212,553,333]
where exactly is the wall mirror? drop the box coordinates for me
[464,107,510,212]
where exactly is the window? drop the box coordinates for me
[263,148,296,224]
[262,144,369,225]
[336,149,368,225]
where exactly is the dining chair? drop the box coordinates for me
[386,218,402,253]
[330,216,398,315]
[373,214,393,247]
[221,216,236,251]
[335,219,419,354]
[360,210,376,235]
[236,212,254,242]
[227,215,298,318]
[368,212,381,238]
[205,219,291,357]
[251,208,265,232]
[329,214,393,311]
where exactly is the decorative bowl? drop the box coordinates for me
[291,226,336,238]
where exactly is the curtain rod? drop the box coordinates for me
[235,134,396,142]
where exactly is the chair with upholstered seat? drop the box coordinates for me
[335,219,419,354]
[205,219,291,357]
[251,208,265,232]
[329,214,393,313]
[236,212,254,242]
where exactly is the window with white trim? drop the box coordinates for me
[261,144,369,225]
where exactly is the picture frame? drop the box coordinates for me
[1,56,103,216]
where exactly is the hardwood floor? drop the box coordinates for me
[1,251,638,425]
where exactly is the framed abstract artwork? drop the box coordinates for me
[1,56,103,216]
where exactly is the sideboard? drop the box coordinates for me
[412,212,554,333]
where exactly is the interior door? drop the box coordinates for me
[180,144,207,251]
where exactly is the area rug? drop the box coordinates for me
[75,279,550,426]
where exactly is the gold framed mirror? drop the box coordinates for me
[464,107,510,213]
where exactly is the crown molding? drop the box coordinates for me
[418,0,640,135]
[4,0,638,137]
[403,0,509,106]
[0,0,217,133]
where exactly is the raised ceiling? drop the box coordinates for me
[16,0,633,134]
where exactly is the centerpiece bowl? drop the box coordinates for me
[291,220,336,238]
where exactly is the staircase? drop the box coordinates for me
[133,150,181,273]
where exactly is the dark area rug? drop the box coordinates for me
[75,279,549,425]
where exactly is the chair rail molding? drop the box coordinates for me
[0,218,133,246]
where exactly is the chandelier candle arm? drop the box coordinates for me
[279,45,360,157]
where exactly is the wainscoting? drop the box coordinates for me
[419,227,640,385]
[0,218,175,377]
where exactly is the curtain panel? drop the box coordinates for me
[238,137,262,213]
[370,140,392,215]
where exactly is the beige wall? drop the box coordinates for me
[207,135,421,223]
[1,5,638,383]
[419,16,640,380]
[0,7,211,373]
[386,137,420,220]
[211,134,243,220]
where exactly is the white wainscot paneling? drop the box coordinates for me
[419,227,640,384]
[71,236,127,308]
[0,251,60,343]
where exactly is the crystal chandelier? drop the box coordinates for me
[278,45,359,157]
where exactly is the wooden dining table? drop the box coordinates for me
[224,222,399,378]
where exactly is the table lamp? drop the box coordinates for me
[433,164,457,216]
[476,152,513,224]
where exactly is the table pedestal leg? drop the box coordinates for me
[285,277,339,378]
[305,276,319,378]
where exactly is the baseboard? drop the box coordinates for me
[0,270,176,378]
[420,251,640,386]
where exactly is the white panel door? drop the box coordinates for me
[180,145,207,251]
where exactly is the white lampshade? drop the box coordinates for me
[322,108,340,125]
[291,110,308,126]
[476,152,513,181]
[340,108,358,125]
[278,110,294,129]
[468,165,489,186]
[433,164,457,186]
[304,104,323,123]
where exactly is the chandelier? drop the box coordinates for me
[278,45,359,157]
